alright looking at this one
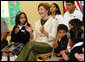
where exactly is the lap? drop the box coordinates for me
[25,41,53,54]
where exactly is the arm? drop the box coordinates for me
[10,26,18,43]
[47,19,58,41]
[40,26,49,38]
[1,18,9,41]
[61,52,70,61]
[1,32,7,41]
[29,31,34,40]
[52,41,58,48]
[40,19,58,41]
[25,25,34,40]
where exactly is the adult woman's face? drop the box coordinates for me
[38,6,48,18]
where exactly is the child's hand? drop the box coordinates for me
[15,28,20,34]
[58,50,66,56]
[52,42,58,48]
[25,25,32,33]
[57,57,64,60]
[74,48,84,61]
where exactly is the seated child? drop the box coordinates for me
[1,11,33,61]
[52,24,68,56]
[59,27,84,61]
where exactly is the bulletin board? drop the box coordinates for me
[1,1,21,30]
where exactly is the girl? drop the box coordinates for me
[16,3,58,61]
[50,3,63,24]
[1,11,33,61]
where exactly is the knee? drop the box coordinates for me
[9,53,14,57]
[2,53,8,56]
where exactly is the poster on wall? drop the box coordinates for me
[1,1,21,29]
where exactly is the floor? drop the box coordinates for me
[37,55,60,61]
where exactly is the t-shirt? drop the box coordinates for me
[63,10,83,27]
[41,19,48,26]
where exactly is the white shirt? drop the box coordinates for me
[50,14,63,25]
[32,17,58,46]
[67,42,84,53]
[63,9,83,27]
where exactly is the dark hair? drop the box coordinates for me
[50,3,61,15]
[81,20,84,26]
[69,27,84,44]
[57,24,68,32]
[38,3,50,15]
[69,19,82,28]
[15,11,30,26]
[66,1,75,4]
[81,17,84,26]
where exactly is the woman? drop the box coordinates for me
[50,3,63,24]
[16,3,58,61]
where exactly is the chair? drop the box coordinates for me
[35,48,54,61]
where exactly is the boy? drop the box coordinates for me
[63,1,83,27]
[52,24,68,55]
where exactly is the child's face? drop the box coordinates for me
[66,2,75,12]
[20,14,26,25]
[69,24,73,32]
[50,4,57,13]
[58,30,67,39]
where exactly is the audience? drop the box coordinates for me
[59,27,84,61]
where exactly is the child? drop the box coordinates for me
[50,3,63,24]
[52,24,68,55]
[1,17,9,60]
[69,18,83,31]
[1,11,33,61]
[57,18,84,60]
[59,27,84,61]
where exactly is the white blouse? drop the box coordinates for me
[32,17,58,46]
[50,14,63,25]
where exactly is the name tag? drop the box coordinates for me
[21,30,25,32]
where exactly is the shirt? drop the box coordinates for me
[68,42,84,61]
[1,17,9,34]
[50,14,63,25]
[63,9,83,27]
[33,17,58,46]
